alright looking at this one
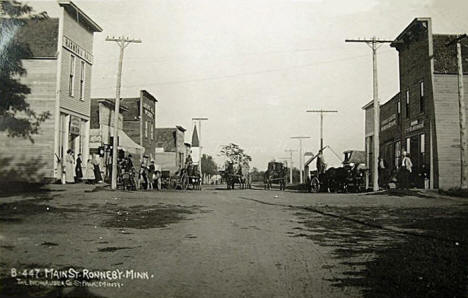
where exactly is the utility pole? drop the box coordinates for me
[291,137,310,184]
[306,109,338,151]
[285,149,297,184]
[447,34,468,188]
[106,36,142,190]
[346,37,393,192]
[192,117,208,183]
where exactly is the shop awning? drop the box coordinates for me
[110,130,145,155]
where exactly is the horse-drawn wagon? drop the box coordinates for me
[307,149,367,193]
[220,162,251,190]
[264,161,288,190]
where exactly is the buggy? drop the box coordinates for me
[264,161,288,191]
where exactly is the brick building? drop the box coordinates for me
[364,17,468,189]
[0,1,101,182]
[120,90,158,165]
[154,126,187,174]
[89,98,143,180]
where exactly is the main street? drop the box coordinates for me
[0,185,467,298]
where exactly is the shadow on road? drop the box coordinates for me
[293,206,468,297]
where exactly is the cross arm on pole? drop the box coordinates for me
[446,34,468,47]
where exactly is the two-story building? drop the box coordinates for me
[364,17,468,189]
[154,126,187,174]
[0,1,101,182]
[120,90,158,166]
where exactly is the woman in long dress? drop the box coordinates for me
[75,153,83,182]
[65,150,75,183]
[85,159,95,184]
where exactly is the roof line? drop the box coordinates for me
[58,0,103,32]
[391,17,431,47]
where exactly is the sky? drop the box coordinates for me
[28,0,468,169]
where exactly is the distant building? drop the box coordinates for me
[0,1,102,182]
[364,17,468,189]
[120,90,158,165]
[154,126,187,174]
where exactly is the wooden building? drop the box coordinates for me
[0,1,102,182]
[364,18,468,189]
[154,126,187,174]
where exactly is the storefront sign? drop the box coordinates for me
[381,114,397,132]
[406,120,424,133]
[143,102,154,118]
[69,116,81,135]
[63,35,93,64]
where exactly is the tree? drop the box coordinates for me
[201,154,217,177]
[219,143,252,165]
[0,0,50,142]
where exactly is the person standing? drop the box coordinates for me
[400,151,413,189]
[65,149,75,184]
[139,161,148,190]
[85,158,95,184]
[75,153,83,183]
[148,160,155,190]
[92,154,103,183]
[378,156,387,189]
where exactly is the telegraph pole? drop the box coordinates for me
[447,34,468,188]
[306,109,338,151]
[106,36,142,190]
[291,137,310,183]
[345,37,393,191]
[192,117,208,183]
[285,149,297,184]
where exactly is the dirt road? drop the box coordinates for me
[0,185,467,297]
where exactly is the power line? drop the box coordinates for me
[90,50,395,92]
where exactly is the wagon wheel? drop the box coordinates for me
[310,177,320,193]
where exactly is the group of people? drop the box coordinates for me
[136,156,162,190]
[63,149,103,184]
[378,151,429,190]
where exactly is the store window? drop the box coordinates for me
[150,124,154,140]
[69,55,75,97]
[419,81,424,113]
[420,133,425,161]
[145,121,148,138]
[406,137,411,154]
[79,61,86,100]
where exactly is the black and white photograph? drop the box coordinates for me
[1,0,468,297]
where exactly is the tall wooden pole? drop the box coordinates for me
[345,37,393,191]
[291,136,310,183]
[306,109,338,151]
[106,36,142,190]
[371,40,380,192]
[285,149,296,184]
[457,41,467,188]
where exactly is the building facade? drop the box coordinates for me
[0,1,101,182]
[120,90,158,165]
[154,126,187,174]
[364,18,468,189]
[89,98,143,180]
